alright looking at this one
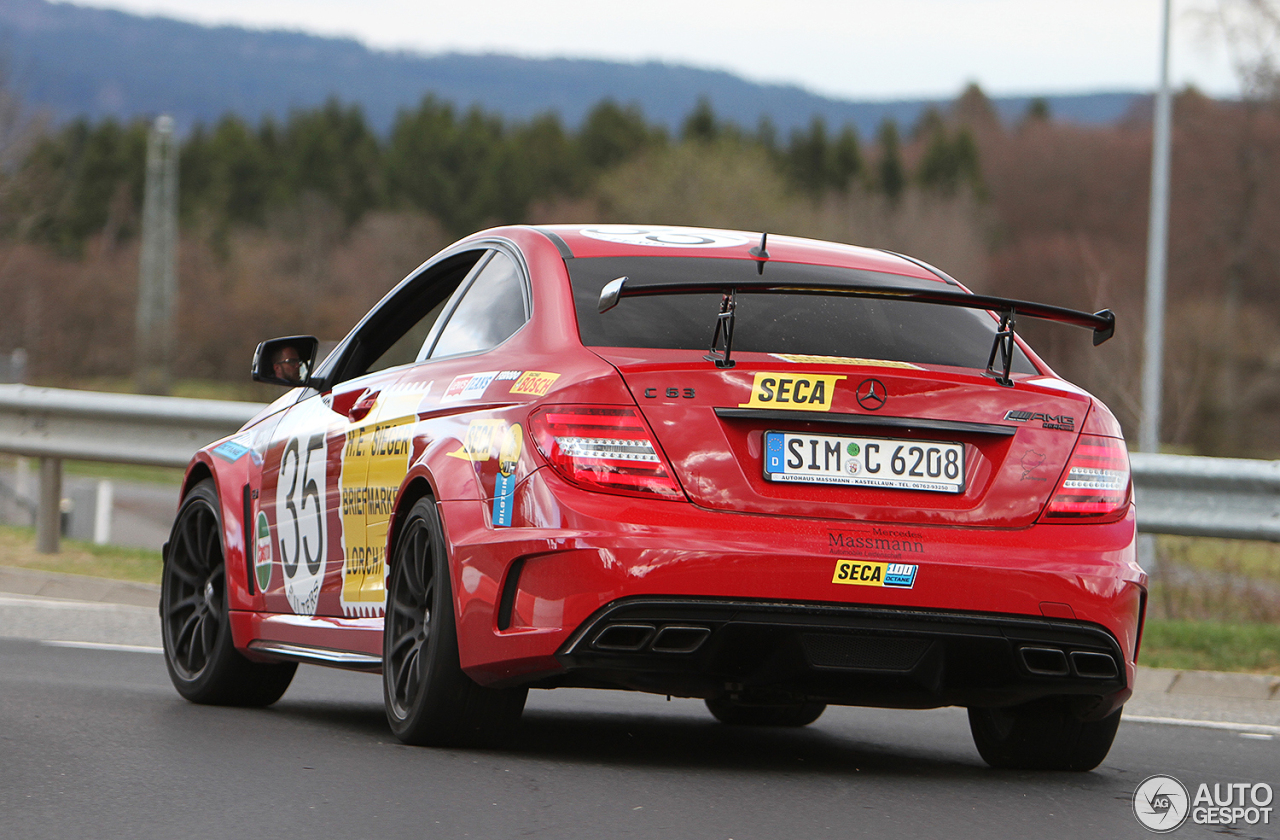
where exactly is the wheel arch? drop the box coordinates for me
[385,474,439,576]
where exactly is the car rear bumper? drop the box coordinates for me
[540,597,1130,718]
[445,467,1144,713]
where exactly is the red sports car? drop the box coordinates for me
[161,224,1142,771]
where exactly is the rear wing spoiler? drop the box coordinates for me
[598,277,1115,387]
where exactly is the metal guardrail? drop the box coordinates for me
[0,384,264,552]
[1,385,1279,552]
[1129,452,1280,542]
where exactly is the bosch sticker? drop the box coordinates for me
[509,371,560,396]
[739,372,845,411]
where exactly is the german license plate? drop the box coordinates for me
[763,431,965,493]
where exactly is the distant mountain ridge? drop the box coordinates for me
[1,0,1145,136]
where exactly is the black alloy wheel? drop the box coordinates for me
[161,479,295,706]
[968,699,1122,771]
[383,496,526,746]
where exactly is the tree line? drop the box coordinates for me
[1,94,984,252]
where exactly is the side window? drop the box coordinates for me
[429,251,528,359]
[329,251,484,385]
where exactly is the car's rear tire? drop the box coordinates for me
[161,479,296,706]
[967,700,1122,771]
[383,496,527,746]
[705,697,826,727]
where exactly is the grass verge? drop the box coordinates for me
[1,524,1276,675]
[1139,619,1280,675]
[0,524,162,585]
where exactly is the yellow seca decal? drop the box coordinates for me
[739,372,846,411]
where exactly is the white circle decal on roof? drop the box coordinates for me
[579,226,750,248]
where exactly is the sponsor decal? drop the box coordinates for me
[496,370,523,381]
[211,439,251,462]
[739,372,845,411]
[827,526,926,560]
[277,433,327,616]
[492,423,523,527]
[579,225,750,248]
[442,371,498,403]
[831,559,919,589]
[770,354,922,370]
[254,511,273,591]
[1132,775,1275,832]
[1004,409,1075,431]
[509,371,561,396]
[447,419,507,462]
[1019,449,1048,481]
[340,418,413,616]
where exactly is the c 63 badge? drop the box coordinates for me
[832,560,918,589]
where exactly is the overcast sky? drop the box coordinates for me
[71,0,1247,100]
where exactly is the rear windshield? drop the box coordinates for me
[568,257,1036,373]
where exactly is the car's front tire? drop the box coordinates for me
[967,700,1122,771]
[705,697,827,727]
[161,479,296,706]
[383,496,527,746]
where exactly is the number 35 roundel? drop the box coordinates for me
[276,433,328,615]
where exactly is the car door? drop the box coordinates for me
[352,248,532,583]
[256,249,486,619]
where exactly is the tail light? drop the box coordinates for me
[528,405,686,500]
[1043,434,1131,521]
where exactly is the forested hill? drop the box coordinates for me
[2,0,1141,135]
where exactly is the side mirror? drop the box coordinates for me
[252,335,319,388]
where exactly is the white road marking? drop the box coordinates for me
[42,640,163,654]
[0,594,153,611]
[1127,715,1280,736]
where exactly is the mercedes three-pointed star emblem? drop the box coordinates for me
[856,378,887,411]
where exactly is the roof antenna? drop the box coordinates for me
[748,232,769,275]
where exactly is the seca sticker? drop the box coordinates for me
[448,419,506,462]
[831,560,918,589]
[739,372,846,411]
[579,226,750,248]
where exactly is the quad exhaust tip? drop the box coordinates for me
[1018,646,1118,679]
[591,623,710,654]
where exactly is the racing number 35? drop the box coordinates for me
[278,433,326,579]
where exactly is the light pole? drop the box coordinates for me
[1139,0,1174,573]
[1141,0,1173,455]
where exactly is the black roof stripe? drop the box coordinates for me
[535,228,574,260]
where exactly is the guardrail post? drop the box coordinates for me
[36,456,62,554]
[93,480,113,545]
